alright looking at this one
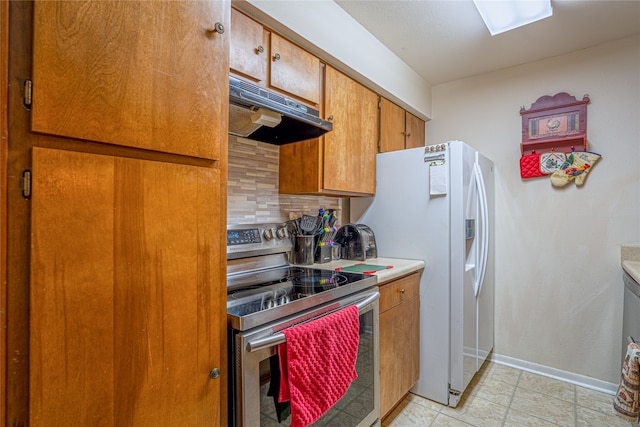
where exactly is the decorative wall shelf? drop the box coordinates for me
[520,92,590,155]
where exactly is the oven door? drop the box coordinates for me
[230,288,380,427]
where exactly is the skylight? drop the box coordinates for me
[472,0,553,36]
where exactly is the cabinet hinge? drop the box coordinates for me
[22,170,31,199]
[377,100,381,109]
[23,79,32,109]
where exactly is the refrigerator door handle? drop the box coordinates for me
[473,161,489,297]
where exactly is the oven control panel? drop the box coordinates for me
[227,228,262,246]
[226,223,291,260]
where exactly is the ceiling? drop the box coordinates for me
[334,0,640,86]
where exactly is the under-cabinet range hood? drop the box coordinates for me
[228,76,332,145]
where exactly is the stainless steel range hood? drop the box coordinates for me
[228,76,332,145]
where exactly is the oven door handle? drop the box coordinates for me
[246,291,380,353]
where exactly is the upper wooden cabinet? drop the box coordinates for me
[379,97,425,152]
[405,112,425,149]
[229,8,268,84]
[279,66,378,196]
[31,1,229,160]
[230,8,320,106]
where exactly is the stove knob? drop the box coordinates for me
[263,228,274,241]
[276,227,289,240]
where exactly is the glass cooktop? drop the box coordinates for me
[227,266,376,331]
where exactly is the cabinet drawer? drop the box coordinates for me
[379,273,420,313]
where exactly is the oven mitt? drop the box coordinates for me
[550,151,601,187]
[540,151,566,174]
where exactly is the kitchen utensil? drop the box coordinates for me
[285,219,299,236]
[300,215,320,235]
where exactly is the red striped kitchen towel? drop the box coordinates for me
[613,341,640,425]
[278,305,360,427]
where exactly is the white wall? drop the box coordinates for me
[426,35,640,384]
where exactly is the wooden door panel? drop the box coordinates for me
[380,295,420,417]
[31,147,223,426]
[32,1,229,159]
[230,8,268,84]
[324,66,377,195]
[379,98,405,153]
[270,33,320,105]
[406,112,425,149]
[30,148,116,426]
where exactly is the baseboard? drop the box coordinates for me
[490,353,618,395]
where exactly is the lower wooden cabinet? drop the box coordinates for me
[29,147,225,426]
[379,272,421,417]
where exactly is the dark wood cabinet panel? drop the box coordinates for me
[230,8,320,106]
[379,273,421,417]
[31,1,229,159]
[380,97,425,152]
[30,148,225,426]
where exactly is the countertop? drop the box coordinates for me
[623,261,640,284]
[621,245,640,284]
[303,257,425,284]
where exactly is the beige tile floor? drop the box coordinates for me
[382,362,635,427]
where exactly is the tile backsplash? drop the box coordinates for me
[228,136,343,225]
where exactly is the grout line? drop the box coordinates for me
[500,368,522,426]
[573,384,578,427]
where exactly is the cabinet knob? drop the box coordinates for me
[255,45,264,54]
[206,22,225,36]
[272,53,281,61]
[406,133,411,137]
[328,115,334,121]
[399,288,405,294]
[209,368,221,380]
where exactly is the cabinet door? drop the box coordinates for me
[379,273,421,417]
[270,33,320,106]
[31,1,229,159]
[379,97,406,153]
[230,8,268,84]
[380,296,420,417]
[405,112,425,149]
[30,148,224,426]
[324,66,377,195]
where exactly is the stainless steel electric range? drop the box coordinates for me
[226,222,381,427]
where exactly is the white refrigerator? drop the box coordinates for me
[351,141,494,407]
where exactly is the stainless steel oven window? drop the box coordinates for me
[231,290,380,427]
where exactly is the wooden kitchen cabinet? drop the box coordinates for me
[229,8,268,85]
[4,1,228,425]
[230,8,320,106]
[379,97,426,152]
[30,148,225,426]
[31,0,229,159]
[379,272,421,418]
[279,65,378,196]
